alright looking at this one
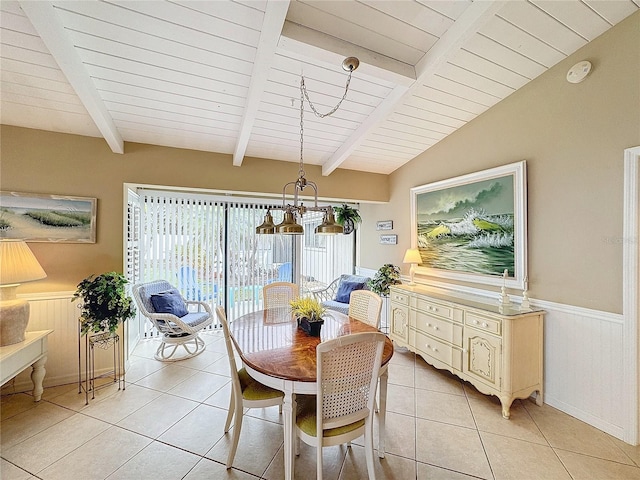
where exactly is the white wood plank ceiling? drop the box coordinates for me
[1,0,638,175]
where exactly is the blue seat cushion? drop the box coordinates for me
[177,312,210,327]
[151,290,189,317]
[321,300,350,315]
[334,279,366,303]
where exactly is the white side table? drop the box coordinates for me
[1,330,53,401]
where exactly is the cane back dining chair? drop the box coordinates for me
[216,306,284,469]
[295,332,386,480]
[132,280,213,362]
[348,290,385,412]
[348,290,383,329]
[263,281,299,309]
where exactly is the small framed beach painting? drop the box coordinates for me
[0,191,97,243]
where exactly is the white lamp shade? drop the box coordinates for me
[0,239,47,285]
[403,248,422,265]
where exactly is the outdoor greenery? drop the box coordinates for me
[289,296,326,322]
[368,264,402,296]
[73,272,136,335]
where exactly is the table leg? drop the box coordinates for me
[378,367,388,458]
[31,355,47,401]
[283,383,295,480]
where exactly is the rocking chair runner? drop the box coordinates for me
[132,280,214,361]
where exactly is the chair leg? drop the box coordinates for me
[224,391,235,433]
[364,419,377,480]
[316,438,323,480]
[226,399,243,469]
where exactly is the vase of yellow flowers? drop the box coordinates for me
[290,297,326,337]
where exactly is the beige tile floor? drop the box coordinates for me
[2,330,639,480]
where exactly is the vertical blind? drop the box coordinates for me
[136,189,355,323]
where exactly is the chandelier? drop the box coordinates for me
[256,57,360,235]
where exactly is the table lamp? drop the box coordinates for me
[0,239,47,346]
[403,248,422,286]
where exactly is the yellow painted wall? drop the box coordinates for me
[0,128,388,293]
[359,11,640,314]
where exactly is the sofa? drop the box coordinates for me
[311,274,371,315]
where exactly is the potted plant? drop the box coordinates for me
[368,264,402,297]
[73,272,136,336]
[333,204,361,234]
[290,297,326,336]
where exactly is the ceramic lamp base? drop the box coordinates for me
[0,294,30,346]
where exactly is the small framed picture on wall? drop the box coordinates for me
[379,234,397,245]
[376,220,393,230]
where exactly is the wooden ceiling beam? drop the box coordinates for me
[19,0,124,154]
[233,0,290,167]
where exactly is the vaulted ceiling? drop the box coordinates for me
[1,0,638,175]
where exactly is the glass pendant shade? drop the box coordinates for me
[315,210,343,235]
[276,210,304,235]
[256,211,276,234]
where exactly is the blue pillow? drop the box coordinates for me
[335,280,365,303]
[151,291,189,317]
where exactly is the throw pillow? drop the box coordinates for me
[151,291,189,317]
[334,280,365,303]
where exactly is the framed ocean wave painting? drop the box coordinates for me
[0,191,97,243]
[410,161,527,289]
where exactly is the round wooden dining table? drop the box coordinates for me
[229,308,393,480]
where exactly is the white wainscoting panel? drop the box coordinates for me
[2,292,120,394]
[539,300,626,440]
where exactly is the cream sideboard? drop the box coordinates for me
[389,285,543,419]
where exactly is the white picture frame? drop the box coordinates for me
[410,161,527,289]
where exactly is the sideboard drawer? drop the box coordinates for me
[413,330,456,366]
[415,297,461,322]
[413,311,463,346]
[466,311,502,336]
[389,290,410,306]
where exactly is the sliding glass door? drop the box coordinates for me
[131,189,355,327]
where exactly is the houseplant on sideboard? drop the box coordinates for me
[368,264,401,333]
[368,264,401,297]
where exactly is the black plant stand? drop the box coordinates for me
[78,328,124,405]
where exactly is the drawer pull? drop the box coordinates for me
[426,322,431,327]
[433,326,439,331]
[425,343,438,352]
[482,322,488,328]
[474,320,479,324]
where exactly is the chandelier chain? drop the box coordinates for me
[300,70,353,119]
[299,78,305,179]
[298,69,354,179]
